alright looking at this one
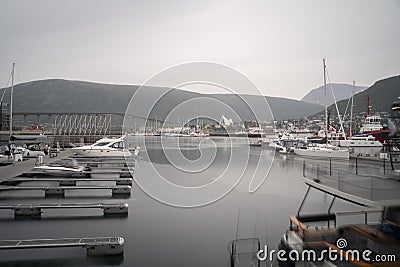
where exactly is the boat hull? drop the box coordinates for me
[73,148,131,157]
[293,148,349,159]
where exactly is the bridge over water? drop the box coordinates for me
[1,111,179,146]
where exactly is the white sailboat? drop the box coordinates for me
[0,63,24,163]
[294,59,349,159]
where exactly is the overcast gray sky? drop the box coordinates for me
[1,0,399,99]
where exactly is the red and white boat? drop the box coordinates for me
[358,115,391,143]
[356,96,391,143]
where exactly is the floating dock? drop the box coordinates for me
[73,157,133,162]
[85,166,131,170]
[20,170,134,178]
[0,237,124,256]
[0,185,131,197]
[2,177,133,186]
[0,150,75,182]
[0,203,128,217]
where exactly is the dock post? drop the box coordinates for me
[355,157,358,175]
[297,186,311,217]
[383,157,386,175]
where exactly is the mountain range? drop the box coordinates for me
[2,75,397,123]
[327,75,400,117]
[0,79,324,121]
[302,83,367,106]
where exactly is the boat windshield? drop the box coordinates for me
[111,141,125,149]
[94,142,110,146]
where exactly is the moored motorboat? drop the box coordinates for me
[72,136,132,157]
[32,158,90,177]
[293,144,349,159]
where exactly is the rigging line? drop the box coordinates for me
[235,206,240,241]
[325,67,345,135]
[0,71,13,103]
[15,65,22,85]
[343,97,352,121]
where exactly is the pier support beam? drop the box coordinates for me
[86,242,124,256]
[14,207,41,217]
[59,180,77,186]
[45,188,65,197]
[119,172,133,178]
[102,204,129,215]
[111,186,131,195]
[116,179,132,186]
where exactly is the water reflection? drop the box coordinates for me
[0,136,355,267]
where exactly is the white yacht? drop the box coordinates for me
[72,136,132,157]
[335,135,383,160]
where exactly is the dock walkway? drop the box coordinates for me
[0,237,124,256]
[0,150,74,182]
[1,177,133,186]
[0,185,131,196]
[0,202,128,217]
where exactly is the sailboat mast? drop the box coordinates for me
[349,80,355,136]
[10,62,15,138]
[323,58,328,144]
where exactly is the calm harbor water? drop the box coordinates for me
[0,137,378,267]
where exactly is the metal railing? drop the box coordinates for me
[303,161,400,203]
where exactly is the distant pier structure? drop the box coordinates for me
[0,111,171,146]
